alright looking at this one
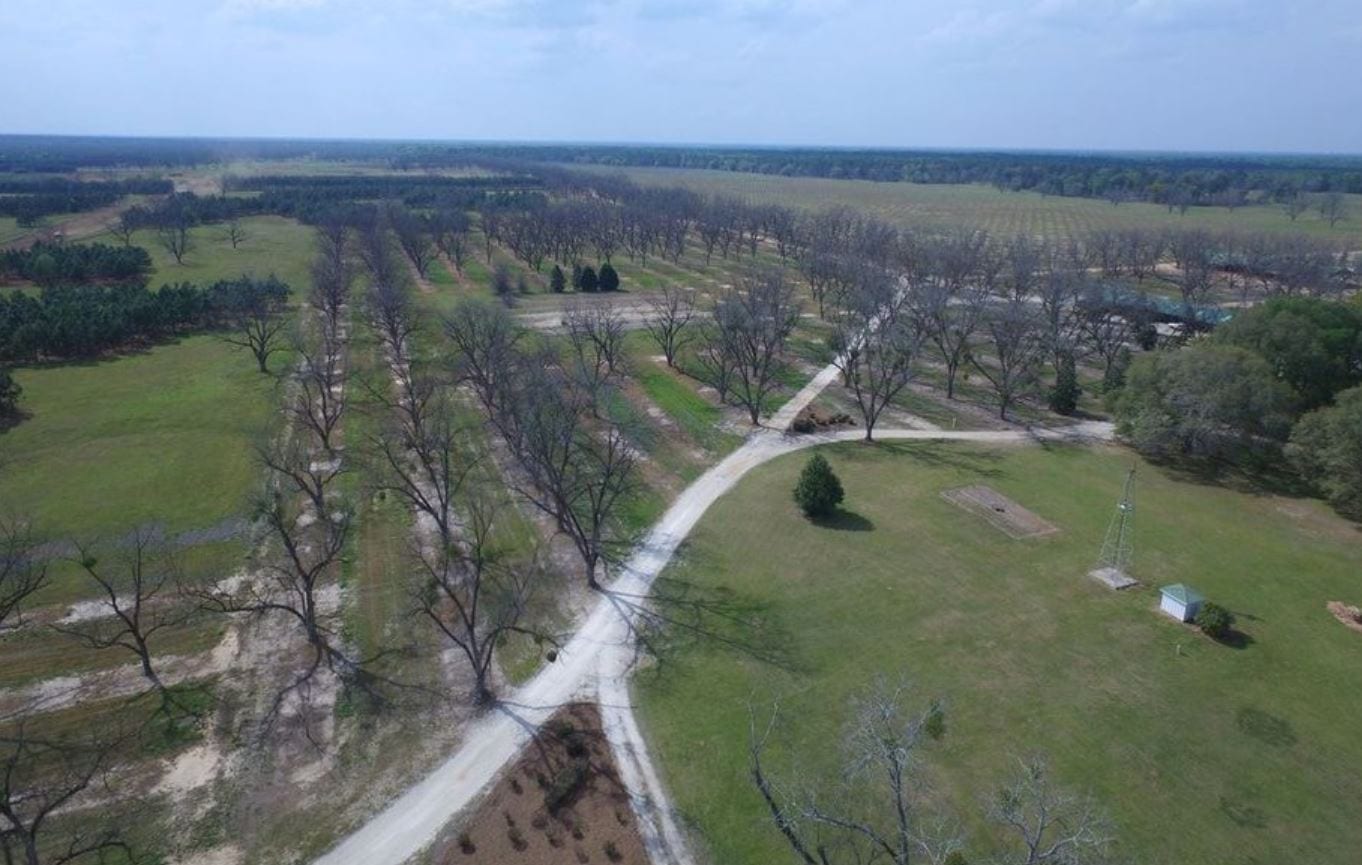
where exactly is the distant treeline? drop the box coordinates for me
[0,135,413,172]
[407,145,1362,206]
[1,242,152,286]
[6,136,1362,208]
[0,176,173,226]
[0,275,288,362]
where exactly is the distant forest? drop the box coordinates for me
[2,135,1361,210]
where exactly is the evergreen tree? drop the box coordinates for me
[793,453,844,518]
[0,367,21,417]
[571,264,584,291]
[550,264,566,293]
[1102,347,1131,394]
[598,262,620,292]
[580,265,599,293]
[1048,352,1081,415]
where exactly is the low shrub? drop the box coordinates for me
[1195,602,1235,640]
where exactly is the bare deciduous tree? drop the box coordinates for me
[156,215,192,266]
[988,756,1113,865]
[290,329,348,456]
[643,284,699,368]
[220,284,289,374]
[910,280,987,401]
[225,217,248,250]
[711,270,802,424]
[106,213,136,247]
[392,206,437,278]
[1317,191,1348,228]
[443,299,525,421]
[53,529,187,710]
[562,301,627,407]
[835,274,921,440]
[0,517,46,630]
[415,492,547,704]
[0,725,131,865]
[749,678,961,865]
[969,301,1048,420]
[692,323,738,405]
[1282,192,1309,222]
[367,384,471,549]
[431,209,472,272]
[501,371,638,589]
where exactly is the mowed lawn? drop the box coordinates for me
[110,214,315,293]
[0,336,283,544]
[637,442,1362,865]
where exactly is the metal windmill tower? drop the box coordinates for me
[1090,468,1138,589]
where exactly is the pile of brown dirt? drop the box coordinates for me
[434,703,647,865]
[791,405,856,434]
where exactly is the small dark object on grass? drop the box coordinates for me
[1196,602,1236,640]
[546,648,559,662]
[458,831,476,855]
[508,825,528,851]
[604,840,623,862]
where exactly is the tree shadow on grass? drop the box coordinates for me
[1145,450,1316,501]
[811,509,873,532]
[1212,628,1255,650]
[859,440,1007,477]
[612,572,805,689]
[0,409,29,435]
[1235,706,1297,747]
[1220,795,1269,829]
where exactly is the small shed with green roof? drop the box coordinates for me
[1160,583,1205,623]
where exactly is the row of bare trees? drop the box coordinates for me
[444,300,639,592]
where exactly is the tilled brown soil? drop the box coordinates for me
[434,703,648,865]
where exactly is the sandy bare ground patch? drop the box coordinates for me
[1327,602,1362,635]
[0,628,240,717]
[941,484,1060,539]
[430,703,647,865]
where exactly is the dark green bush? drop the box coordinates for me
[793,453,844,518]
[1195,602,1235,640]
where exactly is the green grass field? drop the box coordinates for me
[103,214,316,293]
[637,442,1362,865]
[0,335,285,574]
[576,165,1362,243]
[0,217,314,602]
[0,216,26,244]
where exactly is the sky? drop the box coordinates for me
[2,0,1360,153]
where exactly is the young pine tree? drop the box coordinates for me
[1048,352,1082,415]
[598,262,620,292]
[580,265,599,293]
[551,264,567,293]
[793,453,844,518]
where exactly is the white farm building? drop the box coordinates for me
[1159,584,1205,623]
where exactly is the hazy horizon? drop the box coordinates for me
[3,0,1361,153]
